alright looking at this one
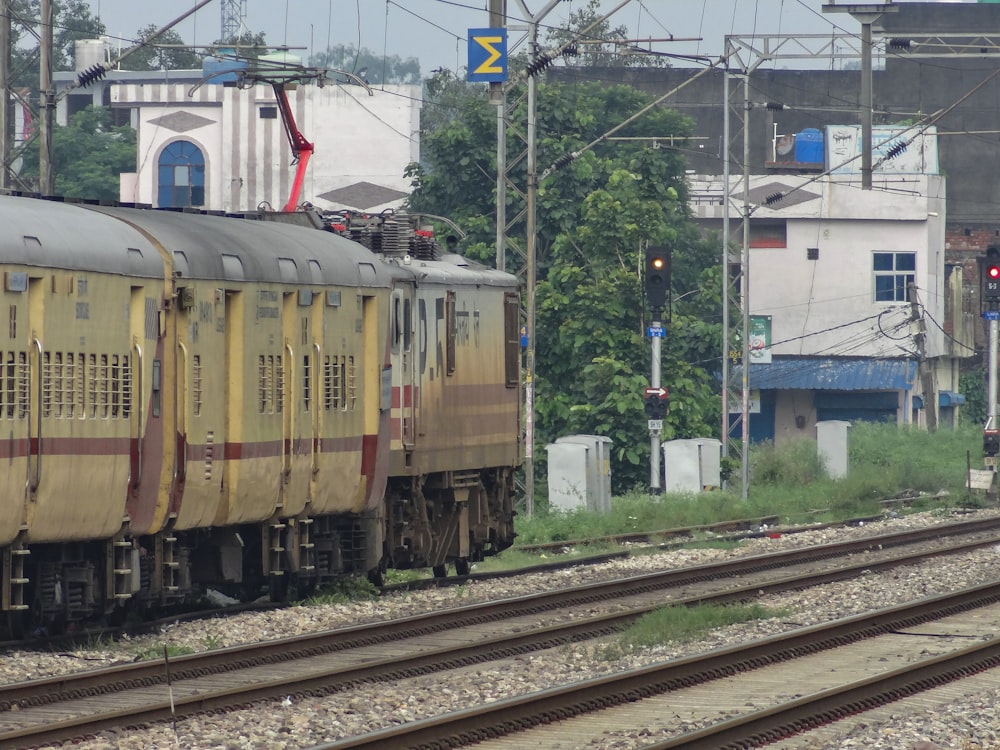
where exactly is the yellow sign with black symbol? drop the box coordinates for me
[468,28,508,82]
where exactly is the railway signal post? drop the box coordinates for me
[983,247,1000,471]
[645,247,671,493]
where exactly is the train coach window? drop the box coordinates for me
[258,356,268,413]
[87,354,97,418]
[121,356,131,418]
[446,291,456,376]
[348,356,357,411]
[391,294,401,354]
[42,351,52,418]
[98,355,110,419]
[403,298,411,351]
[504,293,519,388]
[193,355,203,417]
[276,355,284,413]
[111,355,121,418]
[302,354,311,412]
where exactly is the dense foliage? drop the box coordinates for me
[407,70,723,492]
[19,105,136,199]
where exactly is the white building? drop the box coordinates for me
[55,53,420,215]
[689,169,972,444]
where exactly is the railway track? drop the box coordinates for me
[318,581,1000,749]
[2,514,999,749]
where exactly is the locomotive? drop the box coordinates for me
[0,192,521,633]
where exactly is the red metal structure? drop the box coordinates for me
[272,82,314,212]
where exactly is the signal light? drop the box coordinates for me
[986,246,1000,300]
[644,247,671,312]
[644,395,667,420]
[985,430,1000,458]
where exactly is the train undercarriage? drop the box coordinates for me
[0,466,517,636]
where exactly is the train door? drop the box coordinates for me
[390,285,416,450]
[25,278,42,507]
[0,277,28,546]
[126,287,174,536]
[281,290,311,511]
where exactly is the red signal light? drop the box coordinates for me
[989,265,1000,280]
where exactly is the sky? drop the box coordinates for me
[77,0,901,75]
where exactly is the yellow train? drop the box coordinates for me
[0,193,520,633]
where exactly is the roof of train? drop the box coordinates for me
[0,194,167,277]
[383,253,519,289]
[0,194,391,288]
[0,194,519,292]
[85,204,390,287]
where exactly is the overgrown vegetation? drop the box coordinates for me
[302,577,380,605]
[598,603,788,660]
[516,422,987,544]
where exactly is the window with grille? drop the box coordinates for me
[276,355,284,413]
[258,355,268,413]
[0,351,25,420]
[64,353,75,419]
[87,354,98,418]
[111,355,121,418]
[0,352,7,418]
[98,354,110,418]
[323,355,333,411]
[302,354,311,412]
[42,351,52,418]
[347,356,356,411]
[121,355,131,418]
[16,352,27,420]
[873,251,916,303]
[192,355,203,417]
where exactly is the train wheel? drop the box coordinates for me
[455,558,471,576]
[268,574,289,603]
[432,564,448,579]
[4,611,27,640]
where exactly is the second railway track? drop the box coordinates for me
[4,514,1000,748]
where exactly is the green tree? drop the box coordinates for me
[19,105,136,200]
[407,77,722,492]
[544,0,668,69]
[118,25,202,71]
[6,0,105,90]
[310,44,420,85]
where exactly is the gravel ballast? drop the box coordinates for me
[11,509,1000,750]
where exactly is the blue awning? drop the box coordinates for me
[939,390,965,407]
[736,357,918,392]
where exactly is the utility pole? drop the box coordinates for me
[512,0,560,519]
[38,0,52,194]
[490,0,506,273]
[823,3,896,190]
[0,2,9,189]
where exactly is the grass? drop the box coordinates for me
[132,643,196,661]
[598,602,789,660]
[516,421,989,545]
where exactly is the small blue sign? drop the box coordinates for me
[985,311,1000,320]
[520,324,528,347]
[468,28,508,82]
[647,326,665,338]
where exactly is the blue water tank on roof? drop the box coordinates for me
[202,54,247,84]
[795,128,824,164]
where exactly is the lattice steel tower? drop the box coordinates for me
[221,0,247,42]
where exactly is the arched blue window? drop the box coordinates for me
[158,140,205,208]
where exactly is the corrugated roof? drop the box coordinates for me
[737,357,918,391]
